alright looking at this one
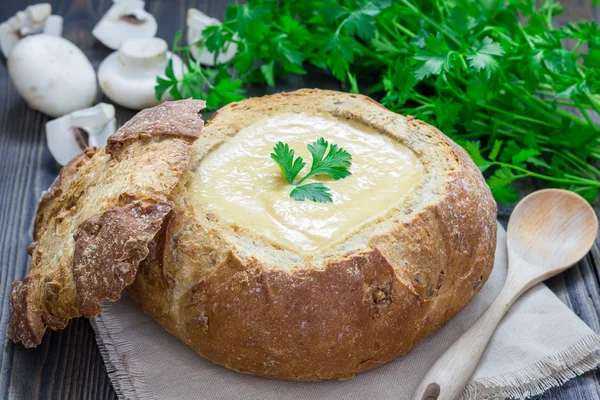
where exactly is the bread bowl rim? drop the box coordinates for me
[182,88,474,269]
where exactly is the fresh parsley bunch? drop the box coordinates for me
[156,0,600,203]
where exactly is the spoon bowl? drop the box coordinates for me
[508,189,598,271]
[412,189,598,400]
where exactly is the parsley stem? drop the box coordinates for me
[450,75,562,128]
[479,104,555,127]
[296,172,314,186]
[583,92,600,117]
[495,162,600,187]
[516,22,534,49]
[502,85,560,124]
[504,84,593,128]
[573,98,596,127]
[545,3,553,29]
[391,21,416,38]
[458,55,469,72]
[551,153,599,180]
[398,0,461,47]
[433,0,445,19]
[559,151,600,176]
[572,39,584,53]
[564,174,600,186]
[378,19,404,40]
[442,75,469,102]
[549,100,579,107]
[472,119,600,180]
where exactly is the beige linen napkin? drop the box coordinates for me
[91,225,600,400]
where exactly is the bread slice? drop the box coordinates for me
[8,100,206,347]
[127,89,497,380]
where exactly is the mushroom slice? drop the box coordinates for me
[98,38,185,110]
[187,8,237,66]
[46,103,117,166]
[93,0,158,50]
[0,3,63,58]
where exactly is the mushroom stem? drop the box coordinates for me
[119,37,167,69]
[42,15,63,37]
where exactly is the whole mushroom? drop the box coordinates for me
[98,37,184,110]
[8,35,97,117]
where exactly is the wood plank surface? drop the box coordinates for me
[0,0,598,399]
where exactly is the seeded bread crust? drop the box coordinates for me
[127,90,497,380]
[8,100,206,347]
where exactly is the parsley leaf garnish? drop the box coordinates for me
[300,138,352,183]
[270,142,306,184]
[270,138,353,203]
[290,183,333,203]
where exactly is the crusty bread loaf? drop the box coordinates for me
[127,89,497,380]
[9,90,496,382]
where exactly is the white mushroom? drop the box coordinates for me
[46,103,116,166]
[93,0,157,50]
[97,37,184,110]
[0,3,63,58]
[8,34,97,117]
[187,8,237,66]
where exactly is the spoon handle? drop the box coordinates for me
[411,276,524,400]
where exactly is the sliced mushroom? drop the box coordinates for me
[8,35,97,117]
[46,103,116,166]
[97,37,184,110]
[187,8,237,66]
[93,0,157,50]
[0,3,63,58]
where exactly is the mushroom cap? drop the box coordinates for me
[98,38,184,110]
[8,35,97,117]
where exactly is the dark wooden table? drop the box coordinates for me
[0,1,599,399]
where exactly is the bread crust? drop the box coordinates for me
[128,90,497,380]
[8,100,206,347]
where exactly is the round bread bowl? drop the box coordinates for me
[127,89,497,381]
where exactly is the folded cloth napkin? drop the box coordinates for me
[91,224,600,400]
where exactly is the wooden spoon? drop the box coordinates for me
[412,189,598,400]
